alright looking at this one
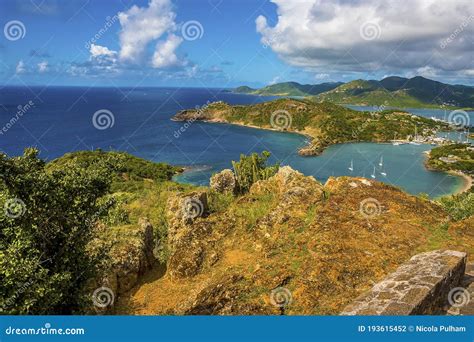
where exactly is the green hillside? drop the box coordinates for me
[233,81,342,96]
[173,98,450,156]
[315,76,474,108]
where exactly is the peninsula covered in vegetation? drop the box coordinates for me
[173,98,451,155]
[427,143,474,175]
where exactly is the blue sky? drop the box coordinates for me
[1,0,473,87]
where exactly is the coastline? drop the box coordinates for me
[172,115,401,157]
[423,152,472,196]
[172,115,318,155]
[449,171,473,195]
[173,109,468,198]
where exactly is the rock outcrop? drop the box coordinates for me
[210,169,236,194]
[116,166,473,316]
[341,250,467,315]
[103,218,156,296]
[166,191,210,279]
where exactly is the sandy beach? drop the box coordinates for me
[450,171,473,195]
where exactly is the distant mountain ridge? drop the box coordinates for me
[234,81,343,97]
[234,76,474,108]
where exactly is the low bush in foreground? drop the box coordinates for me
[0,148,113,314]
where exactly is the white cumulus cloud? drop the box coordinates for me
[256,0,474,77]
[37,61,48,73]
[90,44,117,58]
[152,34,183,68]
[118,0,182,67]
[16,60,26,74]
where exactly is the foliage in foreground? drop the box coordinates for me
[437,191,474,221]
[231,151,279,194]
[48,150,181,186]
[0,148,114,314]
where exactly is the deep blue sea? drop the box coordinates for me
[0,86,468,198]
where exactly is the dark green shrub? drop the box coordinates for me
[437,191,474,221]
[0,148,113,314]
[231,151,279,194]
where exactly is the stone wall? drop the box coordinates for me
[341,250,467,315]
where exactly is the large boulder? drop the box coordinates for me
[104,218,156,296]
[167,191,208,227]
[210,169,236,194]
[165,191,211,279]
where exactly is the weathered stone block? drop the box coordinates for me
[340,250,467,315]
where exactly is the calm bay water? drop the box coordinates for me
[0,86,465,197]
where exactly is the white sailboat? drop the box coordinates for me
[348,160,354,172]
[371,166,376,179]
[378,156,383,167]
[410,126,421,145]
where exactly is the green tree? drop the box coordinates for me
[0,148,113,314]
[437,191,474,221]
[232,151,279,194]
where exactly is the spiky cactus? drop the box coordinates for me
[232,151,279,194]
